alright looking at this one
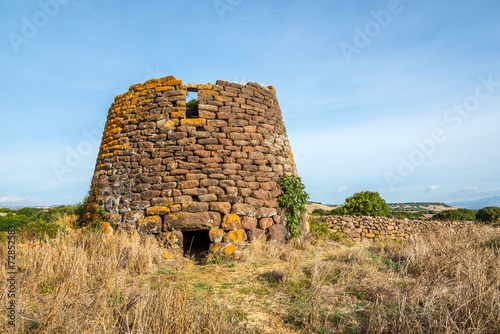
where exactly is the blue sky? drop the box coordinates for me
[1,0,499,207]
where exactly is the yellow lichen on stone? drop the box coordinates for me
[155,86,173,92]
[171,107,186,118]
[180,118,207,126]
[146,206,170,216]
[164,79,182,86]
[164,232,180,248]
[211,244,222,253]
[197,83,213,90]
[221,244,235,256]
[209,228,224,243]
[162,252,172,259]
[139,216,161,226]
[222,213,240,229]
[224,229,245,244]
[103,222,113,235]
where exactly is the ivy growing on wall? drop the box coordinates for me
[277,174,309,238]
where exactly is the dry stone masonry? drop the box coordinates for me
[84,75,300,256]
[321,215,473,241]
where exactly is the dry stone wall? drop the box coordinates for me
[84,75,299,254]
[321,215,473,241]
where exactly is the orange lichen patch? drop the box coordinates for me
[211,244,222,253]
[180,118,206,127]
[107,214,121,223]
[129,83,144,91]
[267,85,275,91]
[171,109,186,118]
[139,216,162,226]
[222,213,240,229]
[199,89,219,97]
[164,79,183,86]
[210,243,236,256]
[224,229,245,244]
[109,127,121,136]
[162,252,173,259]
[103,222,113,235]
[159,75,177,82]
[157,120,175,130]
[164,232,181,248]
[155,86,173,92]
[196,83,213,90]
[287,153,294,159]
[209,228,224,243]
[221,244,235,256]
[146,206,170,216]
[109,145,123,151]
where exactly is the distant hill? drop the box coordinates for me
[306,202,452,214]
[449,196,500,210]
[387,202,452,214]
[306,202,339,213]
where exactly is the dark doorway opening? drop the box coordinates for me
[182,230,211,261]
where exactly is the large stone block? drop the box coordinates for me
[163,212,219,231]
[232,203,257,217]
[138,216,162,234]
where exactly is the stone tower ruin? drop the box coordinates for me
[84,75,302,256]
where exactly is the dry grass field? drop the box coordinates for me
[1,221,499,333]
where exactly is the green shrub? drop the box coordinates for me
[476,206,500,223]
[340,191,390,217]
[0,214,29,231]
[19,219,64,240]
[17,207,42,217]
[73,196,88,222]
[309,219,341,240]
[432,208,476,221]
[277,175,309,238]
[31,205,77,223]
[311,209,330,216]
[330,207,345,216]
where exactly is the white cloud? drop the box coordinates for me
[462,186,480,192]
[338,186,348,194]
[426,185,439,192]
[0,193,40,206]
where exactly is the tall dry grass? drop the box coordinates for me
[366,227,500,333]
[0,230,246,333]
[236,225,500,333]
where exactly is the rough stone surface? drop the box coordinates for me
[247,228,266,241]
[318,215,474,242]
[83,75,302,253]
[268,224,288,243]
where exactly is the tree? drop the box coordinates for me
[341,191,390,217]
[186,98,199,118]
[432,208,476,221]
[476,206,500,223]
